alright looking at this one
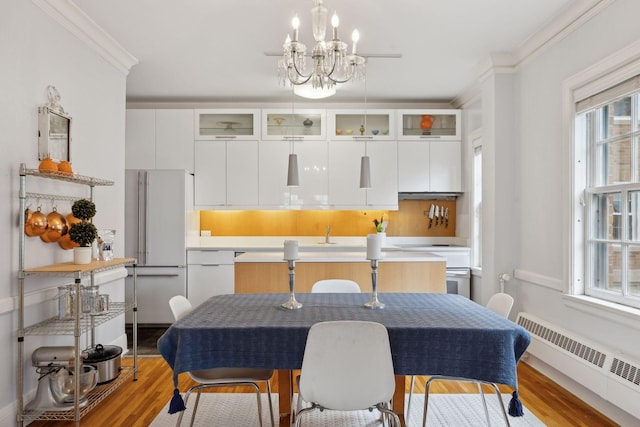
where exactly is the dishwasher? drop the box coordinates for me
[187,250,235,308]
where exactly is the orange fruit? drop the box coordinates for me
[58,161,73,175]
[38,157,58,173]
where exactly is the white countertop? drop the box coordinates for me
[188,236,469,252]
[235,250,446,263]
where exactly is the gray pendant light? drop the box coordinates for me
[359,155,371,188]
[287,153,299,187]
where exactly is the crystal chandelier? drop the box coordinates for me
[278,0,366,97]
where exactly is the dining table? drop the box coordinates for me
[157,292,531,426]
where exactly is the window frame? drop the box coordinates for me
[569,57,640,310]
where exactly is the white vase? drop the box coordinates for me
[377,232,387,248]
[73,247,92,265]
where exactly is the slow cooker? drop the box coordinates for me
[83,344,122,385]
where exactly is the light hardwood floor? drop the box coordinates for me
[28,356,618,427]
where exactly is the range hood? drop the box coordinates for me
[398,192,460,200]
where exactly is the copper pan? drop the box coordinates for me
[41,209,67,243]
[25,207,48,237]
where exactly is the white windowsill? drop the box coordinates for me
[563,294,640,329]
[470,267,482,277]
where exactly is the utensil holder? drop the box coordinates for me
[364,259,385,309]
[281,260,302,310]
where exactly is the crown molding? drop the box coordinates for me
[32,0,138,75]
[512,0,615,68]
[454,0,614,106]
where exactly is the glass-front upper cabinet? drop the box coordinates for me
[397,109,461,140]
[327,109,395,140]
[261,109,326,140]
[195,109,260,140]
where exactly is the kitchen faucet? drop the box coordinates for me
[325,225,331,244]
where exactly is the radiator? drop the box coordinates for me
[516,312,640,419]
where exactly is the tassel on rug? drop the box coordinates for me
[168,388,186,414]
[508,390,524,416]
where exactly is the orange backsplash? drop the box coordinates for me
[200,200,456,237]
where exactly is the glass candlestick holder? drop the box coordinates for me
[281,259,303,310]
[364,259,385,309]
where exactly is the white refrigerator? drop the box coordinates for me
[124,169,199,324]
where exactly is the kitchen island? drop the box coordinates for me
[234,251,446,293]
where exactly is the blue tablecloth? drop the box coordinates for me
[158,293,530,389]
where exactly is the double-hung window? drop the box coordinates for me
[576,77,640,309]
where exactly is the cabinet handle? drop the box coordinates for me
[128,273,180,278]
[215,135,236,139]
[352,136,373,140]
[419,135,441,139]
[282,136,304,141]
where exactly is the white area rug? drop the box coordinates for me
[151,393,546,426]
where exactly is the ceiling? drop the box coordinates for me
[73,0,579,104]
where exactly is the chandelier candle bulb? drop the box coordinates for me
[351,29,359,54]
[284,240,299,260]
[331,13,339,39]
[292,15,300,41]
[366,233,382,260]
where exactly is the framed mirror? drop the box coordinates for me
[38,86,71,162]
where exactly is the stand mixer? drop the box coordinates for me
[25,346,89,411]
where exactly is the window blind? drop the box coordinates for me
[575,74,640,113]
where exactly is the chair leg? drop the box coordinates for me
[376,402,401,427]
[488,382,511,427]
[406,375,416,422]
[248,382,264,427]
[422,377,436,427]
[189,389,203,427]
[265,380,275,427]
[477,382,491,426]
[294,403,319,427]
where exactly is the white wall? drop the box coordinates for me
[1,0,128,421]
[472,0,640,423]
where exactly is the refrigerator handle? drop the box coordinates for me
[138,171,148,265]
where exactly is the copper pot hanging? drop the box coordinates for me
[25,207,48,237]
[41,208,67,243]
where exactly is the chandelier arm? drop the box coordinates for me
[290,55,312,81]
[287,65,313,85]
[327,63,360,84]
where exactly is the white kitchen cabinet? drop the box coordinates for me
[327,109,396,140]
[289,141,329,208]
[397,109,461,141]
[155,109,195,171]
[125,109,155,169]
[187,250,235,307]
[125,109,194,171]
[328,141,366,207]
[367,141,398,207]
[262,109,327,140]
[429,140,461,192]
[259,141,290,207]
[195,109,259,140]
[194,140,226,206]
[195,140,259,208]
[398,140,430,191]
[398,140,461,193]
[328,140,397,209]
[227,141,259,205]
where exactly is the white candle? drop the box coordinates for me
[366,234,382,260]
[284,240,299,260]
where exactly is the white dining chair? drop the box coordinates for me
[294,320,401,427]
[168,295,275,427]
[295,279,363,414]
[406,292,515,427]
[311,279,361,293]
